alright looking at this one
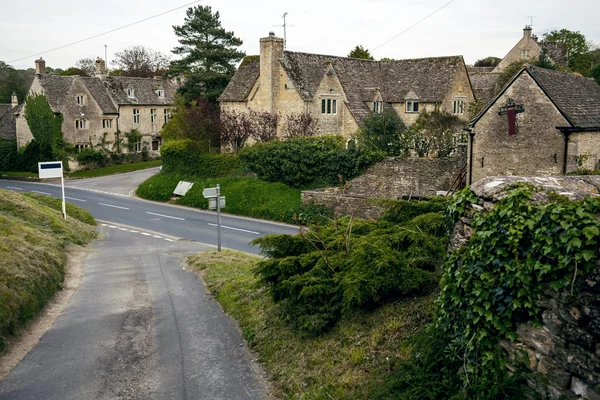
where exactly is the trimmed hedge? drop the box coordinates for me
[239,136,384,188]
[161,139,248,178]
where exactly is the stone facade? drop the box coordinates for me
[219,34,474,139]
[301,145,467,218]
[450,176,600,400]
[469,65,600,183]
[494,26,542,72]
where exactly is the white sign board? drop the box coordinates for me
[208,196,226,210]
[202,187,218,198]
[173,181,194,196]
[38,161,63,179]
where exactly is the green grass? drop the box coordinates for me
[0,189,97,352]
[188,250,435,400]
[67,160,162,178]
[23,193,97,226]
[137,172,310,224]
[0,171,38,178]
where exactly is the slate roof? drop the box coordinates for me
[219,56,260,102]
[471,65,600,130]
[81,77,118,114]
[220,51,466,123]
[101,76,179,106]
[0,104,22,140]
[37,74,77,111]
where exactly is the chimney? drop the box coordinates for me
[523,25,533,39]
[259,33,284,114]
[35,58,46,74]
[11,92,18,108]
[95,57,107,77]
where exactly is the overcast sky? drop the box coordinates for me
[1,0,598,71]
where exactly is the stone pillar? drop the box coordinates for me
[259,33,284,115]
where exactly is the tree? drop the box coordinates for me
[281,112,318,138]
[356,109,409,156]
[75,58,96,77]
[474,57,501,67]
[542,29,590,67]
[410,110,466,157]
[23,94,65,163]
[168,6,245,103]
[0,61,31,103]
[535,49,556,70]
[592,64,600,85]
[161,94,220,152]
[348,45,374,60]
[112,46,170,78]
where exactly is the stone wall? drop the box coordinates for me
[301,145,467,217]
[451,175,600,400]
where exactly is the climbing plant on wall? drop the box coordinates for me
[24,94,65,162]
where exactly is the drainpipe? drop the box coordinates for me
[560,129,571,175]
[464,128,475,185]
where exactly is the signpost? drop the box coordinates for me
[202,184,224,251]
[38,161,66,219]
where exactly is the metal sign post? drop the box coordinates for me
[38,161,66,220]
[216,184,221,252]
[203,185,225,252]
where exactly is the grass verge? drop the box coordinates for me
[0,171,38,178]
[137,172,322,224]
[188,250,435,399]
[0,189,97,351]
[67,159,162,178]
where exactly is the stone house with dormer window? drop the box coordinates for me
[219,34,475,139]
[14,57,179,155]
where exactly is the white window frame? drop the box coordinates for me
[150,109,157,124]
[126,88,135,98]
[75,119,88,130]
[406,100,419,113]
[156,89,164,98]
[134,141,142,153]
[164,109,171,124]
[453,98,466,115]
[321,98,337,115]
[373,101,383,114]
[76,95,85,105]
[133,109,140,124]
[102,119,112,129]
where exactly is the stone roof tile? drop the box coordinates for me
[218,56,260,102]
[80,77,118,114]
[0,104,22,140]
[102,76,179,106]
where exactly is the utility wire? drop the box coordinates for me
[8,0,201,64]
[372,0,455,52]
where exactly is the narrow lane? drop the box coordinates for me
[0,228,267,400]
[0,179,299,254]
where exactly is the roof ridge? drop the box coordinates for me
[284,50,462,63]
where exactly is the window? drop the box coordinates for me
[150,109,157,124]
[406,101,419,113]
[134,141,142,153]
[74,144,89,152]
[321,98,337,115]
[152,138,161,151]
[164,109,171,124]
[521,50,530,58]
[156,89,164,98]
[75,119,87,129]
[453,99,465,115]
[126,88,135,98]
[102,119,112,129]
[133,109,140,124]
[373,101,383,114]
[76,95,85,105]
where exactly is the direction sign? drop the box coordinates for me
[208,196,226,210]
[174,181,194,196]
[202,187,218,198]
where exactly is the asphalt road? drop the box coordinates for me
[0,227,267,400]
[0,178,300,254]
[64,167,161,196]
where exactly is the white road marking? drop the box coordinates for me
[100,223,107,226]
[107,225,117,229]
[152,235,163,239]
[146,212,185,221]
[118,228,128,231]
[99,203,129,210]
[31,190,51,195]
[65,196,86,202]
[207,223,260,235]
[7,186,23,190]
[164,238,174,242]
[140,232,151,236]
[129,230,139,233]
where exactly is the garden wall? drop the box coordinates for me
[451,175,600,400]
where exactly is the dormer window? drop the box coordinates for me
[76,95,85,105]
[126,88,135,98]
[156,89,164,98]
[406,101,419,113]
[373,101,383,114]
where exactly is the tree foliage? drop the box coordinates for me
[161,94,220,152]
[23,94,65,162]
[410,110,466,157]
[0,61,31,104]
[347,45,374,60]
[281,112,318,138]
[356,109,409,156]
[543,29,590,62]
[112,46,170,77]
[592,63,600,85]
[168,5,245,103]
[474,57,501,67]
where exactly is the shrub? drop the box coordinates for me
[75,148,109,168]
[240,135,383,188]
[251,200,447,334]
[356,109,410,156]
[160,139,248,177]
[0,140,19,171]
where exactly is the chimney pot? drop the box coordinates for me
[95,57,107,77]
[269,31,275,37]
[11,92,18,108]
[35,57,46,74]
[523,25,532,39]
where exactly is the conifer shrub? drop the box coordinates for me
[252,203,447,334]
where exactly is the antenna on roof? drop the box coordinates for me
[272,12,295,49]
[528,16,534,29]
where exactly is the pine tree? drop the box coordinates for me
[347,45,374,60]
[168,6,245,103]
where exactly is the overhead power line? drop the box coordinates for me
[8,0,201,64]
[372,0,455,52]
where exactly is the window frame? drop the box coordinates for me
[133,108,140,124]
[321,98,337,115]
[452,98,466,115]
[134,141,142,153]
[406,100,419,113]
[102,119,112,129]
[76,95,85,105]
[373,101,383,114]
[75,119,88,130]
[156,89,164,98]
[126,88,135,98]
[150,109,157,124]
[164,109,171,124]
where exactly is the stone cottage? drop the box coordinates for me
[467,65,600,184]
[14,58,179,155]
[0,93,21,141]
[219,34,475,138]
